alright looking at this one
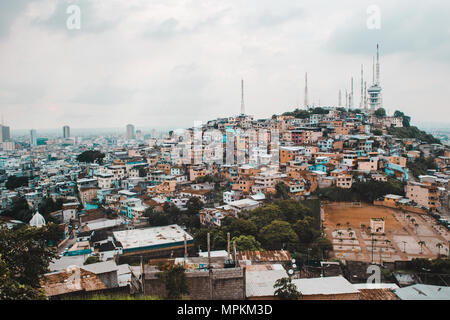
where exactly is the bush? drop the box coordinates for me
[388,126,440,144]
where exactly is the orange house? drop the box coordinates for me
[232,178,255,194]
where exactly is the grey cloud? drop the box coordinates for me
[142,7,231,39]
[326,2,450,60]
[246,5,304,28]
[0,83,46,104]
[0,1,30,39]
[144,18,180,39]
[69,85,134,105]
[33,0,118,35]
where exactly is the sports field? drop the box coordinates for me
[322,203,450,262]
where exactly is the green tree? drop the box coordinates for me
[5,176,29,190]
[186,197,204,215]
[293,217,317,245]
[0,254,46,300]
[312,237,333,259]
[2,196,33,223]
[231,235,261,251]
[38,197,63,223]
[227,219,257,238]
[163,202,182,224]
[275,182,290,200]
[157,263,190,300]
[193,229,227,251]
[84,256,100,265]
[249,204,284,229]
[388,126,440,144]
[273,277,300,300]
[374,108,386,118]
[0,223,62,299]
[372,129,383,136]
[394,110,411,127]
[258,220,298,250]
[144,208,171,227]
[76,150,105,164]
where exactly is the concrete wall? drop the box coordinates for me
[98,270,118,288]
[144,267,245,300]
[300,293,360,300]
[117,245,195,264]
[373,200,427,215]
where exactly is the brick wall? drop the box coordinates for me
[144,267,245,300]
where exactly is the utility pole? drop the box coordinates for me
[207,232,213,300]
[140,256,145,296]
[371,234,374,263]
[233,241,238,267]
[184,233,187,260]
[227,232,231,259]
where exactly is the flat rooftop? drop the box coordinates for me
[292,276,359,296]
[113,224,193,251]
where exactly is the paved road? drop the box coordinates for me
[57,232,77,254]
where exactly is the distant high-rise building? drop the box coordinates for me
[240,79,245,115]
[63,125,70,138]
[304,72,309,108]
[0,125,10,142]
[136,129,142,139]
[126,124,135,140]
[30,129,37,146]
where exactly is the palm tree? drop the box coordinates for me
[414,223,419,234]
[418,241,425,254]
[339,238,344,249]
[436,243,443,256]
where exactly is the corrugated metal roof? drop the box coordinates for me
[41,267,108,297]
[238,250,292,262]
[82,260,118,274]
[359,289,399,300]
[394,284,450,300]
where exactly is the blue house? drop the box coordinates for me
[308,164,327,173]
[384,163,409,182]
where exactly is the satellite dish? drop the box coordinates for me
[292,259,296,263]
[288,269,294,275]
[292,264,297,269]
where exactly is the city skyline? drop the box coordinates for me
[1,1,449,130]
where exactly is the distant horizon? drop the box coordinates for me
[8,115,450,137]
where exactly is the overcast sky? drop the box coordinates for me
[0,0,449,131]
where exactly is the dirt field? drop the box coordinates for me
[322,203,450,263]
